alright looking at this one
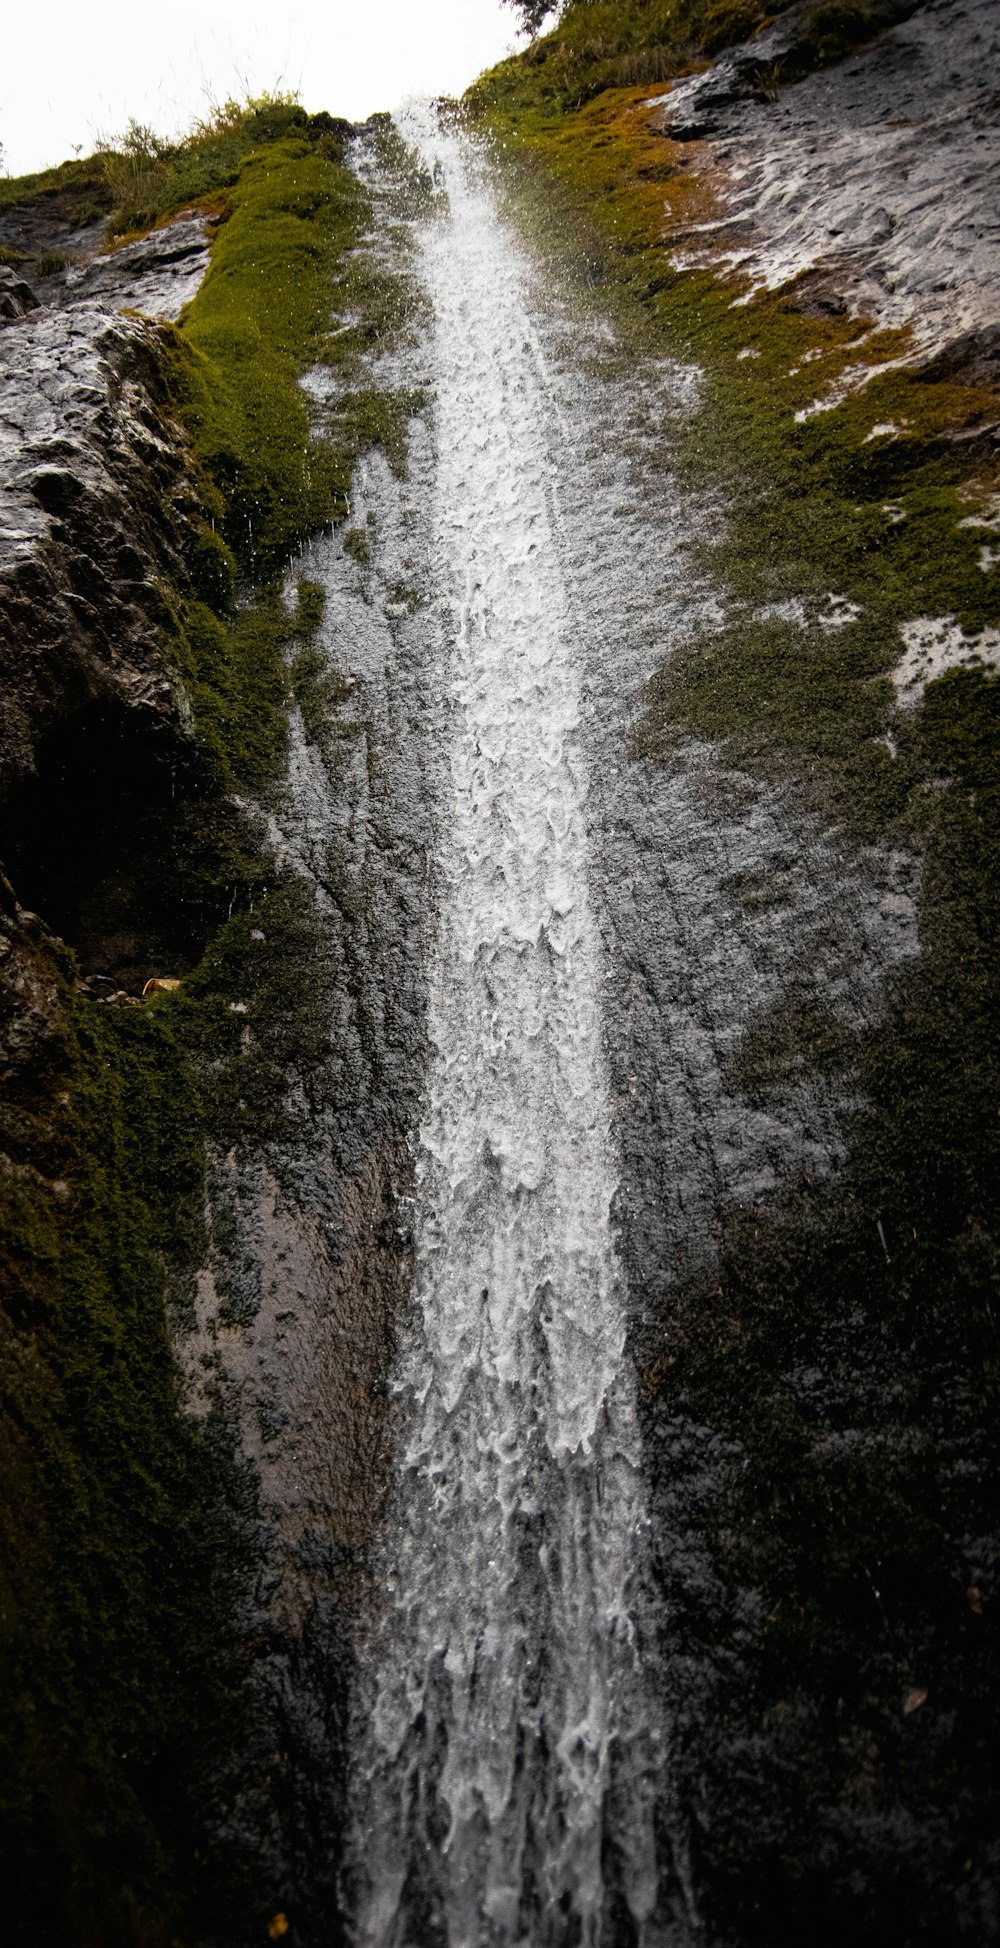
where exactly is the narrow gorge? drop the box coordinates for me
[1,4,998,1945]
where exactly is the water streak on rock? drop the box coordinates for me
[352,108,667,1947]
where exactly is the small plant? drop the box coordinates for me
[343,526,371,566]
[615,43,683,86]
[188,88,302,144]
[101,89,309,242]
[34,251,68,277]
[802,0,873,64]
[100,116,172,210]
[752,58,785,100]
[68,200,107,229]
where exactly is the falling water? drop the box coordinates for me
[352,108,671,1947]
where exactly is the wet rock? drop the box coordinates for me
[0,241,207,804]
[62,213,210,319]
[27,465,85,514]
[652,0,1000,365]
[0,267,40,324]
[918,322,1000,389]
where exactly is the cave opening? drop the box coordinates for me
[0,700,204,990]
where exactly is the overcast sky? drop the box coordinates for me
[2,0,520,177]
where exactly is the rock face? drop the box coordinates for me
[0,214,216,1218]
[0,266,40,322]
[0,215,209,800]
[0,131,435,1947]
[654,0,1000,364]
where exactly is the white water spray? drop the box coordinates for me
[352,109,669,1947]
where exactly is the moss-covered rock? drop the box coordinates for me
[470,6,1000,1935]
[0,103,421,1945]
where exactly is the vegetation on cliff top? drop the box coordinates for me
[496,0,891,96]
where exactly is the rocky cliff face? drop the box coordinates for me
[657,0,1000,374]
[1,13,998,1946]
[0,124,429,1946]
[0,220,217,1025]
[471,1,1000,1940]
[0,219,208,779]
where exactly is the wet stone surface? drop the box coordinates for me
[0,215,210,791]
[654,0,1000,363]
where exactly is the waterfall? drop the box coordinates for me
[351,107,670,1947]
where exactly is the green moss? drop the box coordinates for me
[342,524,372,566]
[332,386,424,480]
[100,96,332,241]
[797,0,875,70]
[476,27,1000,1934]
[181,880,341,1151]
[169,577,323,799]
[0,838,362,1940]
[634,609,922,838]
[164,137,362,569]
[0,152,112,216]
[0,949,265,1944]
[161,123,423,581]
[728,989,854,1101]
[726,863,797,910]
[701,0,767,55]
[0,98,414,1942]
[152,121,418,820]
[291,642,355,753]
[295,575,326,633]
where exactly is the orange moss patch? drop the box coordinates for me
[498,83,722,255]
[481,73,999,480]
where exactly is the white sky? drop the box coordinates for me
[2,0,521,177]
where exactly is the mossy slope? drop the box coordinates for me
[471,7,1000,1938]
[0,107,411,1946]
[166,136,360,567]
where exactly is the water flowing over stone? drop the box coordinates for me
[351,108,671,1948]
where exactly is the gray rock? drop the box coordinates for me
[0,266,40,323]
[63,212,210,320]
[650,0,1000,365]
[0,215,211,802]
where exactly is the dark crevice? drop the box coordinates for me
[0,700,203,987]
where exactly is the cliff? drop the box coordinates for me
[0,103,427,1944]
[0,8,997,1944]
[471,1,999,1939]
